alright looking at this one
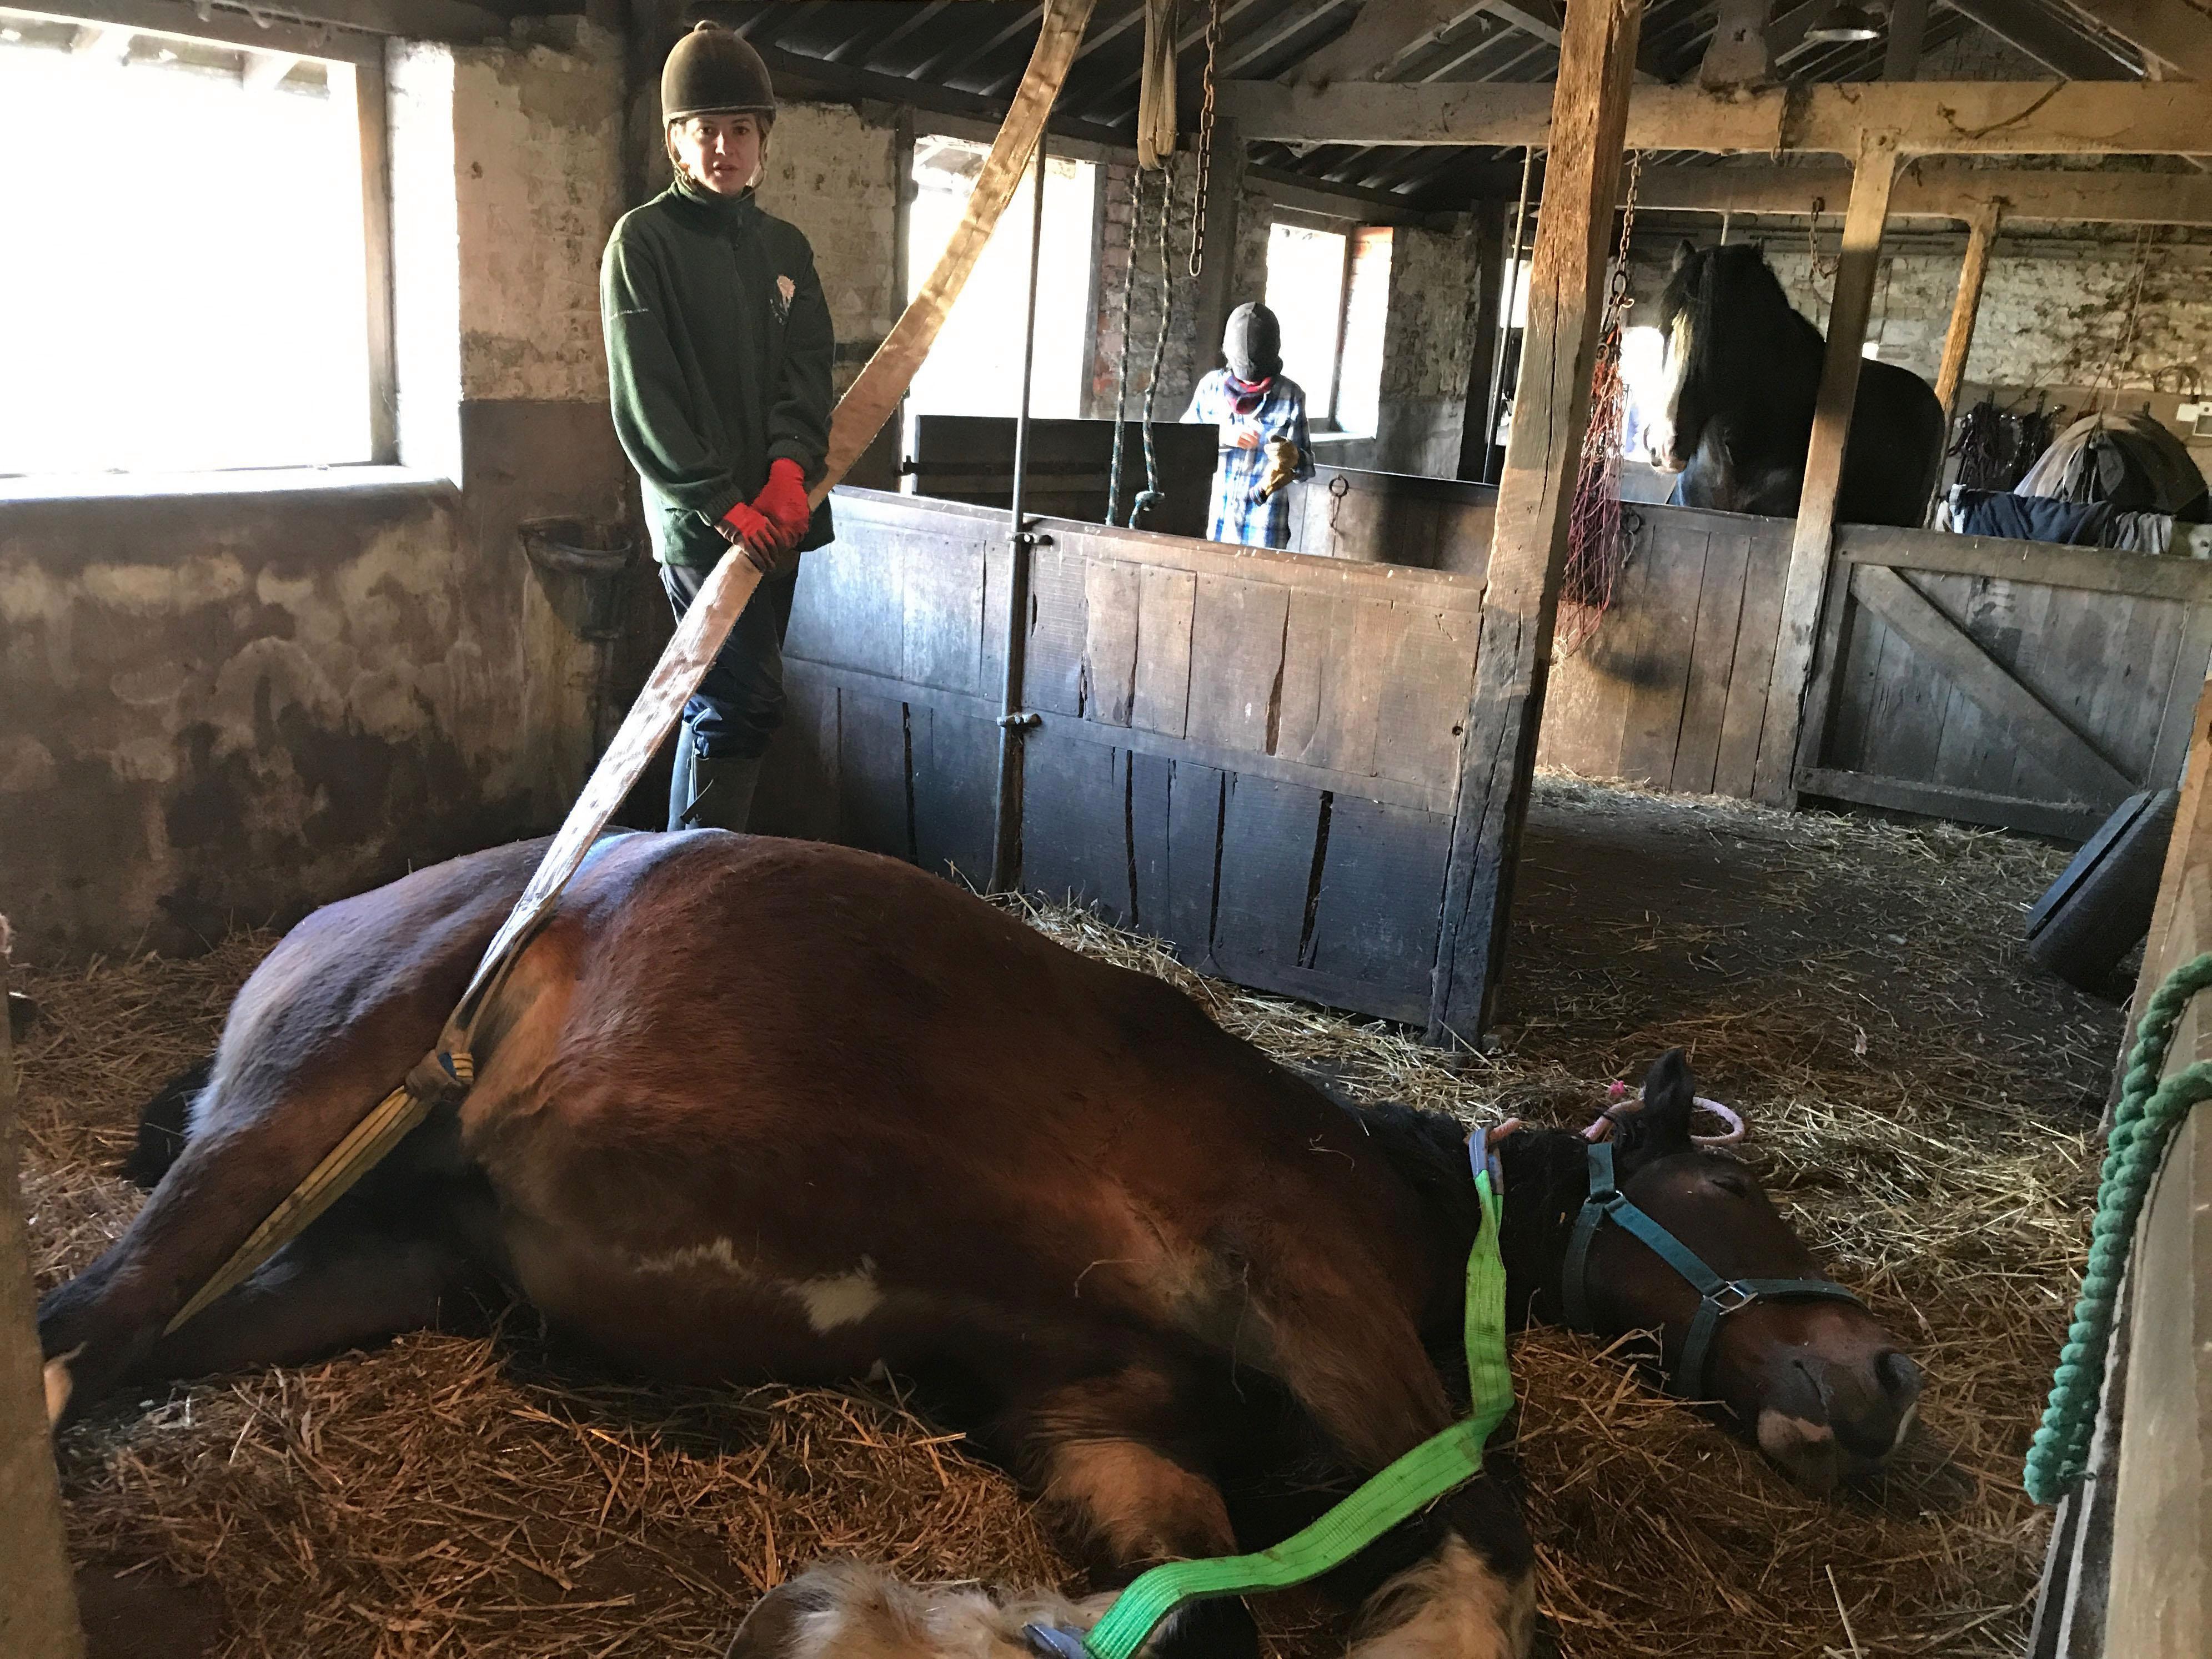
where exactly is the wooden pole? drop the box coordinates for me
[1884,0,1929,81]
[0,927,88,1659]
[1457,199,1505,480]
[1427,0,1646,1044]
[1750,130,1900,806]
[1935,199,2002,421]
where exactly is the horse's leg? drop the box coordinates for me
[131,1208,496,1396]
[38,1030,471,1424]
[1240,1235,1536,1659]
[721,1363,1253,1659]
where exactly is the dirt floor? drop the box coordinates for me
[10,774,2120,1659]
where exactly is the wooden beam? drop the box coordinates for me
[2071,0,2212,80]
[1757,132,1898,805]
[1189,114,1245,386]
[1943,0,2141,81]
[1428,0,1646,1043]
[1698,0,1775,90]
[1457,198,1506,479]
[1628,159,2212,224]
[1289,0,1492,89]
[1885,0,1928,80]
[1218,77,2212,154]
[1482,0,1673,82]
[0,930,88,1659]
[1935,197,2000,419]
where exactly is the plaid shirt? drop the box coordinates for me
[1182,370,1313,548]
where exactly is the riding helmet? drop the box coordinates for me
[1222,302,1283,384]
[663,21,776,125]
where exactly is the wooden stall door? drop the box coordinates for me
[1280,465,1498,578]
[1795,528,2212,840]
[1536,502,1797,797]
[756,490,1484,1024]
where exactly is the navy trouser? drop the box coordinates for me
[660,557,800,761]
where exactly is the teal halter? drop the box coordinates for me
[1561,1140,1864,1400]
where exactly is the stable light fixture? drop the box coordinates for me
[1805,2,1885,43]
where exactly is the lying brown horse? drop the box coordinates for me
[41,832,1920,1659]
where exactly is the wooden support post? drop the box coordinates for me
[1188,114,1245,379]
[1428,0,1645,1044]
[1752,131,1899,806]
[1457,200,1506,480]
[1935,199,2001,422]
[0,929,88,1659]
[1884,0,1928,80]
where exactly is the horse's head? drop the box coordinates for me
[1646,240,1795,476]
[1547,1050,1922,1492]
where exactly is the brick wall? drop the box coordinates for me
[755,103,904,396]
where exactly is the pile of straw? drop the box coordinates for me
[14,777,2112,1658]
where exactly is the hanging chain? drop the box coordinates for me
[1604,150,1642,330]
[1804,196,1839,316]
[1187,0,1222,279]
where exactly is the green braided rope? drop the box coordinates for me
[2024,950,2212,1505]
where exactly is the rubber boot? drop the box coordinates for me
[687,754,763,832]
[667,733,698,832]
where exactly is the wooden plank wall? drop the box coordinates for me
[756,490,1484,1023]
[1281,465,1498,578]
[1799,526,2212,839]
[2033,668,2212,1657]
[1536,502,1797,797]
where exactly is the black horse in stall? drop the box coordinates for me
[1646,242,1944,527]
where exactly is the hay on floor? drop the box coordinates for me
[12,777,2109,1658]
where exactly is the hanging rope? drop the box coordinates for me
[1105,163,1148,527]
[1557,150,1641,661]
[1131,160,1177,528]
[2094,227,2154,416]
[2025,950,2212,1504]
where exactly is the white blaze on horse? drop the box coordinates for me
[43,832,1922,1659]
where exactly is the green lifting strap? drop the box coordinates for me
[1080,1152,1515,1659]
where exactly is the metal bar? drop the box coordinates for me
[1481,144,1536,484]
[990,126,1052,895]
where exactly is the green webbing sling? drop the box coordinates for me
[1080,1152,1514,1659]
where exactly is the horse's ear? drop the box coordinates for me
[1672,238,1698,272]
[1619,1049,1696,1162]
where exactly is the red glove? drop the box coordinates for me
[717,501,792,575]
[751,458,812,550]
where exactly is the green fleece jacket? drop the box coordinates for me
[600,174,836,567]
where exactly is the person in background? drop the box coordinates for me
[1182,302,1313,549]
[600,21,835,832]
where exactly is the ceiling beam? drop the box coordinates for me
[753,41,1132,149]
[1218,76,2212,154]
[1942,0,2138,81]
[1287,0,1492,89]
[1480,0,1676,79]
[1629,158,2212,223]
[2066,1,2212,79]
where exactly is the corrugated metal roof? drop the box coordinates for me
[711,1,2151,209]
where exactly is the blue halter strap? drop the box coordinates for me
[1560,1139,1864,1400]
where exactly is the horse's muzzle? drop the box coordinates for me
[1754,1348,1923,1492]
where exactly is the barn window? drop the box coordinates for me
[905,133,1100,420]
[0,9,388,477]
[1262,218,1390,435]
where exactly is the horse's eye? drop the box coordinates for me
[1707,1169,1753,1198]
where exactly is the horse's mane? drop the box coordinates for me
[1658,243,1819,375]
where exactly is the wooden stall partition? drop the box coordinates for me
[756,489,1484,1023]
[1793,526,2212,839]
[1536,502,1797,797]
[2028,669,2212,1658]
[909,415,1216,539]
[1280,464,1498,578]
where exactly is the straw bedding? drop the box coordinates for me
[12,776,2115,1658]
